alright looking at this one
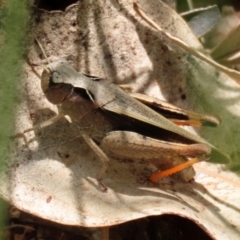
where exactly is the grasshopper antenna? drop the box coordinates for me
[26,38,50,80]
[35,37,50,72]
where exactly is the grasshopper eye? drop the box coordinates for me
[52,71,63,83]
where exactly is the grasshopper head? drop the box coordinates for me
[41,65,73,105]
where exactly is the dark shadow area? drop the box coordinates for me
[36,0,78,11]
[5,201,92,240]
[111,214,213,240]
[5,204,213,240]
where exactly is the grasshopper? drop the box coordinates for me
[19,59,230,190]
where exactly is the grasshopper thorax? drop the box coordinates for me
[41,67,73,105]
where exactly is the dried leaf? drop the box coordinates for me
[1,1,240,239]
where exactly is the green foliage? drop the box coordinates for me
[0,0,29,235]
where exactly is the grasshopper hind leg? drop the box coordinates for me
[101,131,210,182]
[149,157,200,182]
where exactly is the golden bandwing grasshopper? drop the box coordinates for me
[19,59,230,189]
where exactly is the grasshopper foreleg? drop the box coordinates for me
[17,113,65,137]
[81,134,109,192]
